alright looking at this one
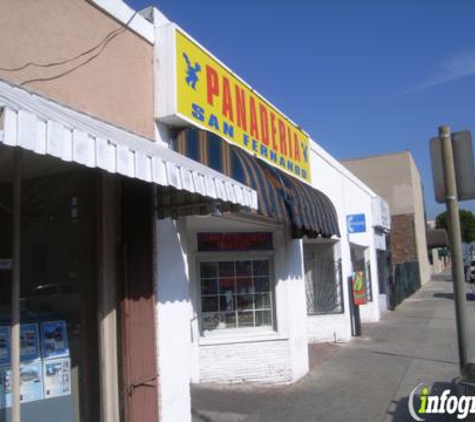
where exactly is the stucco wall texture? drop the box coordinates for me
[0,0,155,138]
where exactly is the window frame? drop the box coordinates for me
[196,251,277,339]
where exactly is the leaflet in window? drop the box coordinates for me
[20,323,40,362]
[41,321,69,359]
[0,327,10,366]
[19,360,44,403]
[43,357,71,399]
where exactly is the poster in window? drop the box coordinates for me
[21,324,40,362]
[0,327,10,366]
[43,358,71,399]
[20,360,43,403]
[352,271,367,305]
[41,321,69,359]
[0,366,11,409]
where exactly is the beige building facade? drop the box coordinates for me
[0,0,155,138]
[343,151,431,288]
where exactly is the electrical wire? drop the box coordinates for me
[0,10,139,74]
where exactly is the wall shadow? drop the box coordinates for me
[433,292,475,301]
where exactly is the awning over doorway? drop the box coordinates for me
[273,161,341,239]
[230,148,290,224]
[174,128,341,238]
[426,229,448,249]
[0,79,258,217]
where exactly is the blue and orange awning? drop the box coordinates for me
[173,128,340,239]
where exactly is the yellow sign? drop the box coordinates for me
[176,30,311,182]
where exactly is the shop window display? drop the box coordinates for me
[199,259,274,332]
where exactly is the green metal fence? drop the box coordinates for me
[391,261,421,307]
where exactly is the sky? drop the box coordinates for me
[128,0,475,219]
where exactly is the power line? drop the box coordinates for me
[0,10,138,75]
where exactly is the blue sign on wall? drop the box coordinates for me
[347,214,366,233]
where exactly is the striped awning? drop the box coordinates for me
[0,79,257,217]
[274,164,340,238]
[231,148,290,225]
[174,128,340,239]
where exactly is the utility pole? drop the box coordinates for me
[439,125,473,377]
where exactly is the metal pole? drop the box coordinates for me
[11,148,22,422]
[439,125,473,376]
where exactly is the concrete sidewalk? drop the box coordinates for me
[192,272,475,421]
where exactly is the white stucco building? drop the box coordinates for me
[305,141,392,344]
[144,6,392,422]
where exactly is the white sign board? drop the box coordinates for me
[371,197,390,230]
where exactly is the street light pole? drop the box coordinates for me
[439,125,473,376]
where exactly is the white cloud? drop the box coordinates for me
[397,48,475,97]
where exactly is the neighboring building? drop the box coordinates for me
[305,142,391,344]
[343,151,431,306]
[426,220,449,274]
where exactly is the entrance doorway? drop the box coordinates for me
[0,147,100,421]
[0,146,160,422]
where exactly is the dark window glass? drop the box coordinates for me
[208,134,223,173]
[200,262,218,278]
[186,130,200,162]
[170,136,179,153]
[200,279,218,295]
[230,153,246,184]
[201,296,219,312]
[219,262,234,277]
[236,261,252,277]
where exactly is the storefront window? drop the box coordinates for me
[0,148,101,421]
[304,243,344,315]
[199,259,274,332]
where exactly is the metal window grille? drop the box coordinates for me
[305,253,344,315]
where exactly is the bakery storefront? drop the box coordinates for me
[0,79,256,422]
[154,24,341,386]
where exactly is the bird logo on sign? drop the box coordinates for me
[183,52,201,89]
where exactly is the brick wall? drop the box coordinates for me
[390,214,417,264]
[199,340,292,383]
